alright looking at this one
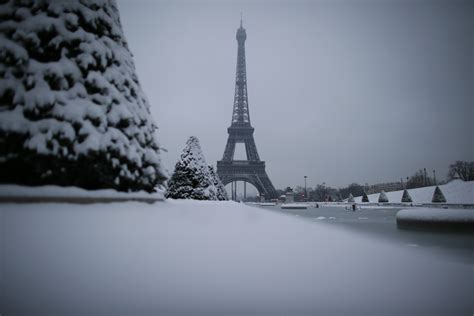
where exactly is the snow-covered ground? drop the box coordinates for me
[1,200,472,315]
[354,179,474,204]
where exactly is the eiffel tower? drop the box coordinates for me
[217,18,277,200]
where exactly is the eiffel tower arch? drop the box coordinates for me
[217,18,277,200]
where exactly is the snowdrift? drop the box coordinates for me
[397,208,474,231]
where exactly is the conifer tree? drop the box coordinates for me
[431,186,446,203]
[0,0,166,192]
[165,137,218,200]
[401,189,412,203]
[378,190,389,203]
[347,193,355,203]
[208,165,228,201]
[362,192,369,202]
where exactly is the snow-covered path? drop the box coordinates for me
[1,200,472,315]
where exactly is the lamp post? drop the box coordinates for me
[304,176,307,202]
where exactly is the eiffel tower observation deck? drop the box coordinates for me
[217,17,277,200]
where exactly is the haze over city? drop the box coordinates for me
[118,0,473,190]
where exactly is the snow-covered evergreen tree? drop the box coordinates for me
[347,193,355,203]
[378,190,388,203]
[401,189,412,203]
[0,0,166,192]
[165,136,218,200]
[361,192,369,202]
[431,186,446,203]
[208,165,228,201]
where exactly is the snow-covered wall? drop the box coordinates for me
[355,180,474,204]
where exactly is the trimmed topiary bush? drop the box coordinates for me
[431,186,447,203]
[378,190,388,203]
[362,191,369,202]
[208,165,228,201]
[166,136,221,200]
[0,0,166,192]
[401,189,412,203]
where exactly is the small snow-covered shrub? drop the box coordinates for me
[401,189,412,203]
[166,137,221,200]
[209,165,228,201]
[431,186,446,203]
[0,0,166,192]
[378,190,388,203]
[347,193,355,203]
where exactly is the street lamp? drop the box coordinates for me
[424,168,427,186]
[304,176,307,202]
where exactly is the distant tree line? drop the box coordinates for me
[406,161,474,189]
[277,183,363,202]
[277,160,473,201]
[406,169,435,189]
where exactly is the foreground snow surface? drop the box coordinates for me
[354,179,474,204]
[1,200,472,315]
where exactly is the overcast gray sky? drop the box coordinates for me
[118,0,473,190]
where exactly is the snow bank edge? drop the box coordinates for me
[0,184,164,203]
[396,208,474,231]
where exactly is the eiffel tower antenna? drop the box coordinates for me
[217,18,277,200]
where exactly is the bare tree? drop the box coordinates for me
[448,161,474,181]
[406,170,434,189]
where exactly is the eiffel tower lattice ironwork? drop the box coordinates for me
[217,18,277,200]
